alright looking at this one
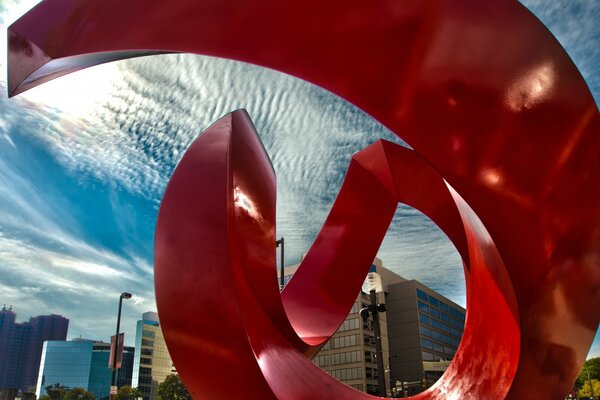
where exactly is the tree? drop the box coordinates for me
[44,383,67,400]
[114,386,143,400]
[576,358,600,390]
[157,374,192,400]
[38,385,95,400]
[577,379,600,399]
[64,387,95,400]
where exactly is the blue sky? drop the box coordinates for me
[0,0,598,360]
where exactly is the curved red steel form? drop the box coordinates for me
[8,1,600,399]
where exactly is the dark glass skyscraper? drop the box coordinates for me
[0,306,69,391]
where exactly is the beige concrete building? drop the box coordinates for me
[131,312,176,400]
[281,257,465,397]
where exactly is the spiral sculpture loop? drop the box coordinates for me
[8,1,600,398]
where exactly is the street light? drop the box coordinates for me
[360,271,387,397]
[111,292,132,396]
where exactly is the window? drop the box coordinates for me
[313,355,329,367]
[141,348,153,356]
[428,295,440,308]
[142,330,155,339]
[418,301,429,313]
[331,334,359,349]
[430,308,440,319]
[440,312,450,323]
[416,289,428,301]
[330,350,361,365]
[339,318,360,332]
[419,314,431,325]
[141,339,154,347]
[331,367,361,381]
[140,357,152,365]
[422,351,434,361]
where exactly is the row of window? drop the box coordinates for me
[420,326,459,347]
[313,350,363,367]
[418,301,464,329]
[329,367,362,381]
[338,318,361,332]
[330,334,360,349]
[421,339,456,357]
[416,289,465,321]
[142,330,155,339]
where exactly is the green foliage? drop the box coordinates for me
[64,387,95,400]
[576,358,600,390]
[157,374,192,400]
[114,386,143,400]
[44,384,67,400]
[40,385,95,400]
[577,378,600,398]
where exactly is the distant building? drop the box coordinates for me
[131,312,176,400]
[386,280,464,396]
[281,257,465,396]
[0,306,68,392]
[35,339,135,400]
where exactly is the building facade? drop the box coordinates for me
[131,312,176,400]
[386,280,465,396]
[35,339,134,400]
[282,258,465,397]
[0,306,68,392]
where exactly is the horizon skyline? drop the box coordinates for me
[0,0,598,361]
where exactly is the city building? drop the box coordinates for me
[281,257,465,397]
[131,312,176,400]
[35,339,134,400]
[0,306,68,392]
[386,279,465,396]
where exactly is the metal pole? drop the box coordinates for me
[276,238,284,290]
[111,295,124,391]
[370,290,386,397]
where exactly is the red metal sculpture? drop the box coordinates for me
[8,1,599,399]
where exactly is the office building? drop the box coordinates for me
[386,280,465,396]
[36,339,135,400]
[131,312,176,400]
[281,257,465,397]
[0,306,68,392]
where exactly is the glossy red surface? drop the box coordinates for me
[8,1,600,399]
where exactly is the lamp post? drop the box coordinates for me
[111,292,132,396]
[276,237,284,290]
[360,270,387,397]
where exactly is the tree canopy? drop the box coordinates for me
[38,385,95,400]
[114,386,143,400]
[157,374,192,400]
[576,357,600,390]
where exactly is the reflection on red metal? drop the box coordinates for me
[7,1,599,399]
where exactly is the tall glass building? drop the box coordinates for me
[36,339,134,400]
[132,312,176,400]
